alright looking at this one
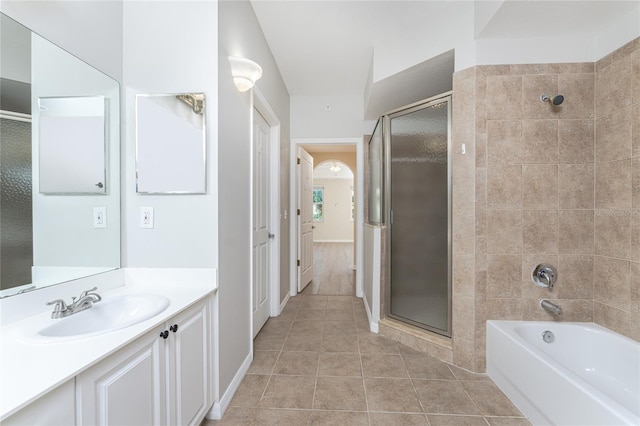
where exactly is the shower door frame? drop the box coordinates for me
[383,92,453,337]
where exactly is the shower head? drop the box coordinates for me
[540,94,564,106]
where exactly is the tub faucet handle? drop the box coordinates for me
[533,264,557,289]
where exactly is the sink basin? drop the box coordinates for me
[32,294,170,341]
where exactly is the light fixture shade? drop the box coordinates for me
[229,56,263,92]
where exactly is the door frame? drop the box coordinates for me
[251,87,281,333]
[290,138,364,298]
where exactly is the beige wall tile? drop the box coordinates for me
[487,75,522,120]
[487,165,522,208]
[596,55,633,117]
[453,255,475,296]
[631,262,640,315]
[632,211,640,262]
[522,120,558,163]
[523,210,559,254]
[452,295,475,341]
[522,165,558,210]
[594,301,629,336]
[593,256,631,311]
[453,208,475,256]
[559,165,594,209]
[487,120,522,165]
[594,210,631,258]
[523,74,559,119]
[595,159,633,209]
[633,157,640,208]
[547,63,594,74]
[558,73,595,119]
[558,254,594,299]
[556,299,593,322]
[628,314,640,341]
[476,167,487,207]
[485,298,523,320]
[595,106,633,163]
[558,119,594,164]
[558,210,594,254]
[487,255,522,298]
[633,104,640,157]
[475,237,487,273]
[486,210,523,254]
[632,50,640,104]
[476,133,487,168]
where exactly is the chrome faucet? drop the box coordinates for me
[540,299,562,316]
[46,287,102,319]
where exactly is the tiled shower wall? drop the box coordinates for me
[452,37,640,372]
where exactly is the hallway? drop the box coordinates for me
[206,243,530,425]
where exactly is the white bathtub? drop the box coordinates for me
[487,320,640,426]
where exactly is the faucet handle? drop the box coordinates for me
[46,299,68,312]
[79,287,98,298]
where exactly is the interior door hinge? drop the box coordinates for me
[297,158,301,165]
[297,209,301,216]
[297,259,300,266]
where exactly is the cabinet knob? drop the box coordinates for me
[160,330,169,339]
[170,324,179,333]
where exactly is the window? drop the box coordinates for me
[313,185,324,222]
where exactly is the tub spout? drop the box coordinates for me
[541,299,562,316]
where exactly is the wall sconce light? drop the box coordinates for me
[228,56,263,92]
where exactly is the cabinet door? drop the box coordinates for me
[166,300,210,426]
[76,327,166,426]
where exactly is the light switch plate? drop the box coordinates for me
[140,207,154,229]
[93,207,107,228]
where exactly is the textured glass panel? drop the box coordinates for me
[0,117,33,289]
[367,119,383,225]
[389,101,449,335]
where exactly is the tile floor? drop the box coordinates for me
[204,243,531,426]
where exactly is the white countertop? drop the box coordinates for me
[0,268,217,421]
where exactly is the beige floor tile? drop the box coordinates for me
[324,320,357,336]
[247,351,279,375]
[369,412,429,425]
[364,378,422,413]
[229,374,269,408]
[203,407,256,425]
[448,365,491,381]
[427,414,489,426]
[253,334,286,351]
[259,318,293,337]
[402,353,457,380]
[313,376,367,411]
[317,352,362,376]
[258,375,316,409]
[283,334,323,352]
[484,416,532,426]
[250,408,312,425]
[290,320,325,336]
[413,379,481,415]
[320,334,359,353]
[324,310,355,321]
[460,381,522,416]
[295,309,326,321]
[273,351,319,376]
[358,334,400,354]
[361,353,409,378]
[309,410,369,425]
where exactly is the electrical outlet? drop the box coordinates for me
[140,207,154,229]
[93,207,107,228]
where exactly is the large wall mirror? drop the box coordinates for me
[0,13,120,298]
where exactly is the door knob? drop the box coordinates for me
[268,233,275,239]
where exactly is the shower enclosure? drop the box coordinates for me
[368,93,451,337]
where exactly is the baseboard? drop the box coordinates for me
[279,292,291,315]
[206,351,252,420]
[362,293,379,333]
[313,239,354,243]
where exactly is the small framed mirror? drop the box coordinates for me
[38,96,107,194]
[135,93,206,194]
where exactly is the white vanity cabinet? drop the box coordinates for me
[2,380,75,425]
[76,297,212,426]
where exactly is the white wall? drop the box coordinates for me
[291,95,363,139]
[312,178,354,242]
[122,1,218,269]
[218,0,290,402]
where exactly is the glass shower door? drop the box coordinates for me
[387,97,451,336]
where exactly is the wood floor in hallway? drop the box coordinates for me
[204,243,530,426]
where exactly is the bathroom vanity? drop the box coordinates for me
[0,269,217,425]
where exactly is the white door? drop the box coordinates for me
[297,146,314,292]
[253,110,271,337]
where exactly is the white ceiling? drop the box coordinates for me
[251,0,638,107]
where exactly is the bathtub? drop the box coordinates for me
[487,321,640,426]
